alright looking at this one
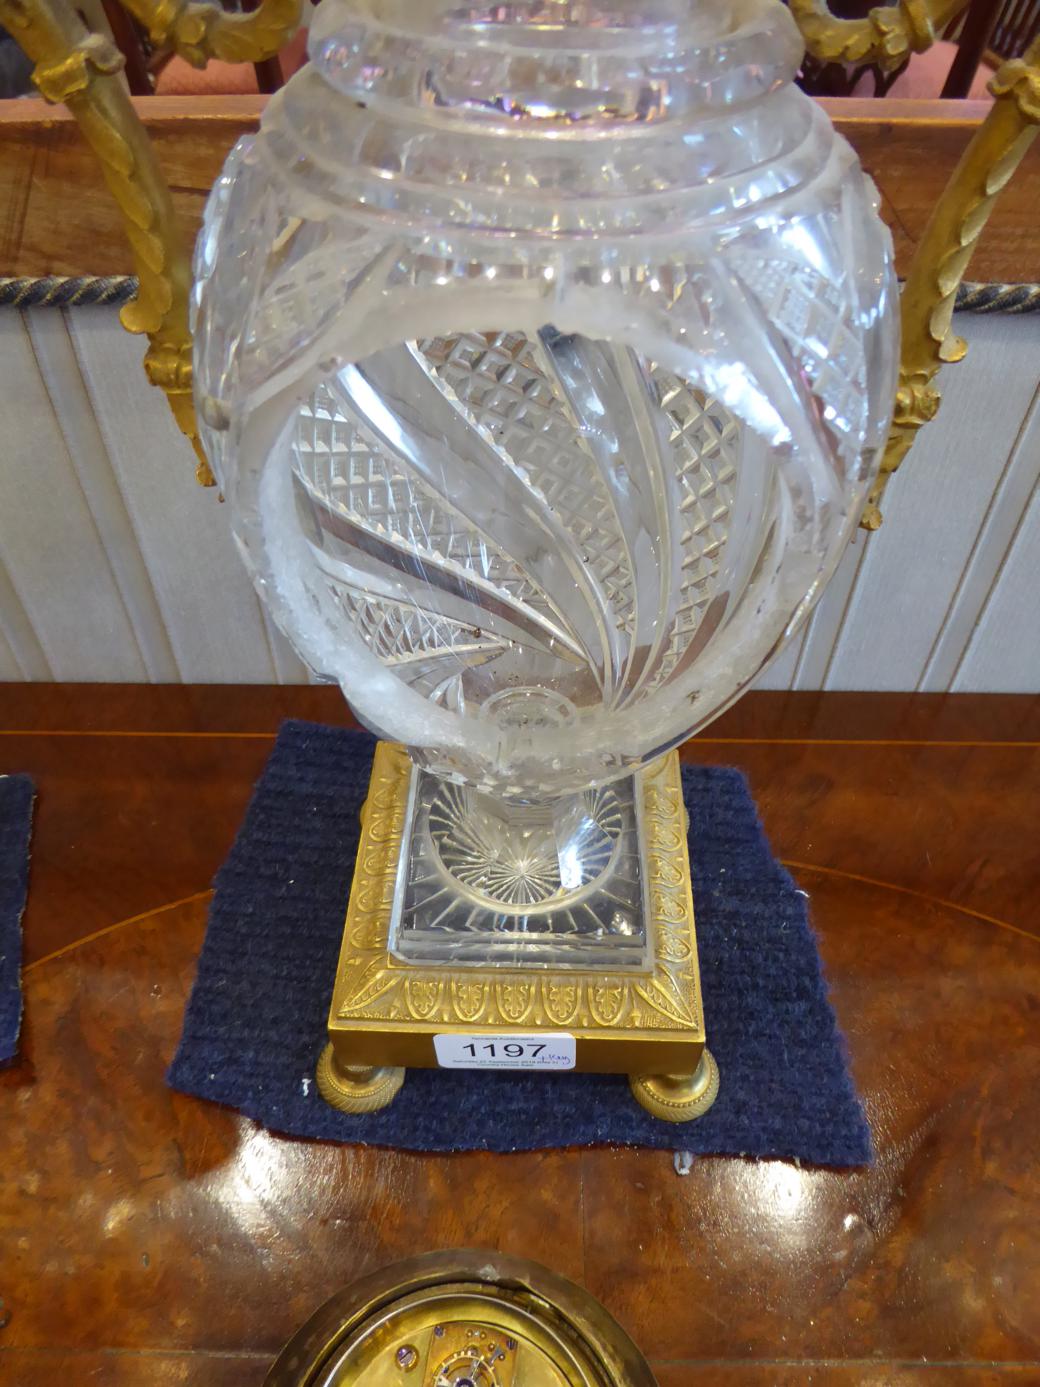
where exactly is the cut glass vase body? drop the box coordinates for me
[194,0,898,968]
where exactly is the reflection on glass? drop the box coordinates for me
[193,0,898,966]
[390,765,650,969]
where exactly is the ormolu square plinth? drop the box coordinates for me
[320,743,717,1121]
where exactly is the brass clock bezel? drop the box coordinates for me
[263,1250,657,1387]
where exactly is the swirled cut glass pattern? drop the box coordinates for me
[194,0,898,960]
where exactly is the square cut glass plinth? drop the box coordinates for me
[388,764,653,971]
[329,745,703,1075]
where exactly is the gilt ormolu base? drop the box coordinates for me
[316,742,718,1124]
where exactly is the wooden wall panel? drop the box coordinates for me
[0,96,1038,282]
[66,309,285,684]
[823,314,1040,692]
[25,311,182,682]
[921,385,1040,690]
[261,606,311,685]
[755,626,808,691]
[0,552,52,681]
[0,623,26,681]
[794,541,870,691]
[953,400,1040,694]
[0,96,249,279]
[0,313,147,681]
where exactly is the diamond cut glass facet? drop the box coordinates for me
[194,0,898,963]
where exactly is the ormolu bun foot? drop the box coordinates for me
[316,1044,405,1114]
[629,1049,720,1123]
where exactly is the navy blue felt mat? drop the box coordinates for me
[168,721,871,1162]
[1,774,34,1066]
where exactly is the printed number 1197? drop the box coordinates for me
[433,1032,576,1070]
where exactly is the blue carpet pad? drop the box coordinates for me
[169,722,871,1163]
[1,774,34,1066]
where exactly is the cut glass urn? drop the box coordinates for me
[193,0,898,1119]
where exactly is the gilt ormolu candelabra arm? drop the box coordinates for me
[788,0,970,72]
[0,0,300,487]
[117,0,299,71]
[862,34,1040,529]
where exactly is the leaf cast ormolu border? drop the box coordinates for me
[333,743,703,1036]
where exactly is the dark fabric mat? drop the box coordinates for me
[1,774,34,1066]
[168,722,871,1163]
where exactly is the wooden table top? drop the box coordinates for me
[1,686,1038,1385]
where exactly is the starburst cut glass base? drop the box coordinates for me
[324,743,709,1090]
[389,764,651,971]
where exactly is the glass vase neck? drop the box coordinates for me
[308,0,804,128]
